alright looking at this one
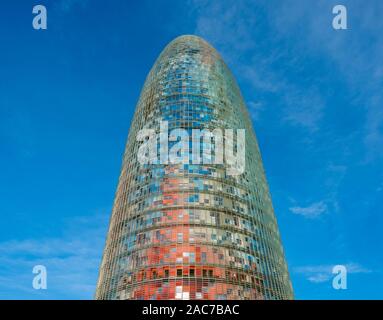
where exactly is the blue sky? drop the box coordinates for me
[0,0,382,299]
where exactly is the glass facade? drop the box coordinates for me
[95,35,293,300]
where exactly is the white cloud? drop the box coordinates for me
[294,263,372,283]
[247,101,263,121]
[191,0,326,132]
[269,0,383,161]
[0,212,109,299]
[282,88,324,132]
[192,0,383,159]
[289,201,328,218]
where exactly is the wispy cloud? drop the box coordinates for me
[294,263,372,283]
[282,88,324,132]
[191,0,326,132]
[270,0,383,161]
[192,0,383,160]
[289,201,328,219]
[247,101,263,121]
[0,212,108,299]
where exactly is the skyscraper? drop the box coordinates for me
[95,35,293,300]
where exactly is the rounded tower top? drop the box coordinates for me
[162,34,222,60]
